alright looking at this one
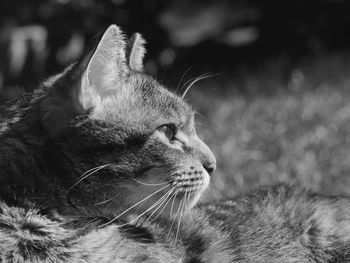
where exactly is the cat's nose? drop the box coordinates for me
[203,161,216,176]
[193,136,216,176]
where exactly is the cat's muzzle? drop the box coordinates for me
[171,171,205,193]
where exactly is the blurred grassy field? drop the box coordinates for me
[184,53,350,200]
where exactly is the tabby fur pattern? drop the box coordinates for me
[1,25,350,263]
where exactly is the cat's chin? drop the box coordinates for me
[154,189,204,219]
[116,190,202,224]
[162,175,209,218]
[107,175,209,223]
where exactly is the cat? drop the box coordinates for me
[0,25,216,217]
[0,24,216,262]
[2,24,350,263]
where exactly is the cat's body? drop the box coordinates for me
[2,183,350,263]
[1,24,350,263]
[0,24,217,262]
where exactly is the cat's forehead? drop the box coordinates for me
[91,73,193,127]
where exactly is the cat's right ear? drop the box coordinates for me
[40,25,128,137]
[126,33,146,72]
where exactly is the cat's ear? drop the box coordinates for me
[126,33,146,71]
[40,25,127,136]
[80,24,127,109]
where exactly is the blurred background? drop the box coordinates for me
[2,0,350,200]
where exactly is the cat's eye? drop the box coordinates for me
[157,124,176,141]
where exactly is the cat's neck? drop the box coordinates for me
[0,124,60,207]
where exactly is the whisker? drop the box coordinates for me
[169,190,179,218]
[99,184,170,227]
[181,73,213,98]
[69,164,111,190]
[95,192,122,206]
[131,177,170,186]
[176,65,196,94]
[143,189,174,220]
[165,190,180,243]
[174,195,186,245]
[187,190,191,211]
[183,190,189,210]
[144,188,175,224]
[78,164,110,180]
[120,188,173,227]
[181,73,219,99]
[150,189,178,223]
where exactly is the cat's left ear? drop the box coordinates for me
[40,25,128,137]
[126,33,146,71]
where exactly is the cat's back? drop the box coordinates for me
[0,97,29,136]
[0,76,58,138]
[199,184,350,263]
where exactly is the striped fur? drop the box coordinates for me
[2,185,350,262]
[2,24,350,263]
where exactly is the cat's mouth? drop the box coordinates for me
[172,169,209,193]
[167,169,210,212]
[109,169,210,223]
[171,175,205,194]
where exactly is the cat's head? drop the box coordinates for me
[40,25,216,221]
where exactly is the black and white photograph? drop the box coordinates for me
[1,1,350,262]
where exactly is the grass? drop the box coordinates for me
[182,52,350,201]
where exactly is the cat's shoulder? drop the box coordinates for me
[0,202,183,262]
